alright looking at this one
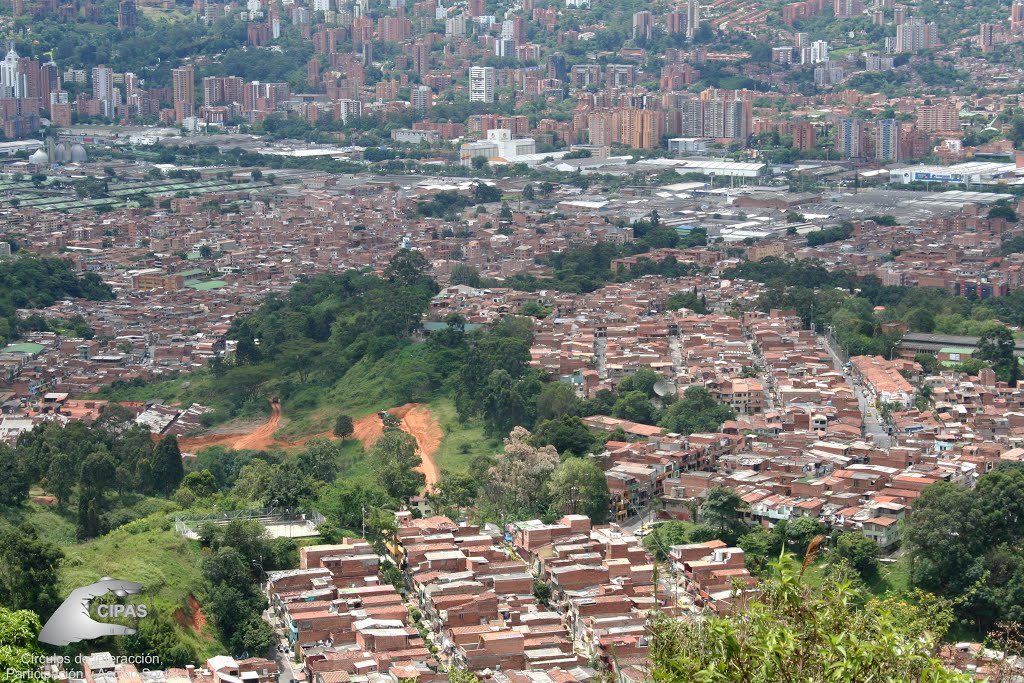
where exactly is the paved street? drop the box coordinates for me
[820,333,893,448]
[263,607,299,683]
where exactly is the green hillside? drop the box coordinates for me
[0,504,225,661]
[59,514,225,659]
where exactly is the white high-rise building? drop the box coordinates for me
[411,85,431,110]
[446,13,467,36]
[895,17,938,53]
[809,40,829,63]
[312,0,331,10]
[0,48,22,99]
[337,99,363,123]
[495,38,514,57]
[92,65,115,103]
[469,65,495,103]
[686,0,700,38]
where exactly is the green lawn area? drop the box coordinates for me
[871,556,911,594]
[333,437,374,481]
[802,551,911,597]
[2,342,46,355]
[275,356,409,442]
[2,504,225,658]
[187,280,228,291]
[140,6,189,21]
[430,397,499,474]
[93,372,218,409]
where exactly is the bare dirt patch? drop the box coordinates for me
[178,401,443,491]
[399,404,442,489]
[173,594,210,637]
[179,400,282,452]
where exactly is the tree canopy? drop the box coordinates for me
[650,555,971,682]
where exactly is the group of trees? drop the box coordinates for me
[453,315,543,436]
[731,257,1024,362]
[0,255,113,348]
[197,521,286,657]
[575,378,736,437]
[805,222,854,247]
[905,463,1024,635]
[642,487,880,584]
[197,250,440,423]
[5,407,184,539]
[649,554,972,682]
[473,426,610,524]
[414,184,501,218]
[502,215,704,294]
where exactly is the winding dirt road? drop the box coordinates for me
[178,400,283,452]
[398,404,442,489]
[233,400,283,450]
[178,400,442,490]
[348,404,441,489]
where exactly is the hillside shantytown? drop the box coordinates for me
[6,0,1024,680]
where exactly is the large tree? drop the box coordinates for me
[151,434,184,495]
[0,525,63,617]
[372,430,424,500]
[0,442,29,506]
[658,385,736,435]
[548,458,610,523]
[532,416,596,457]
[480,427,558,518]
[612,390,655,424]
[297,437,342,483]
[835,532,881,578]
[905,465,1024,633]
[0,607,46,681]
[333,414,354,439]
[535,382,580,422]
[700,487,747,543]
[975,324,1019,386]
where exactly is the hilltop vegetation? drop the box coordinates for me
[0,255,114,347]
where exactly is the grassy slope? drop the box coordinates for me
[1,504,223,658]
[430,398,499,474]
[96,372,201,404]
[275,349,427,441]
[271,347,505,476]
[0,501,78,546]
[802,553,911,596]
[60,514,225,659]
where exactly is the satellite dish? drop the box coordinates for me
[653,380,676,397]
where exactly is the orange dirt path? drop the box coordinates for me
[233,399,282,450]
[179,401,443,491]
[399,404,442,489]
[178,400,282,452]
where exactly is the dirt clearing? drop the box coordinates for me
[179,401,443,491]
[179,400,282,452]
[399,404,442,489]
[173,594,209,636]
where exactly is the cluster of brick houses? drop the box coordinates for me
[48,651,279,683]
